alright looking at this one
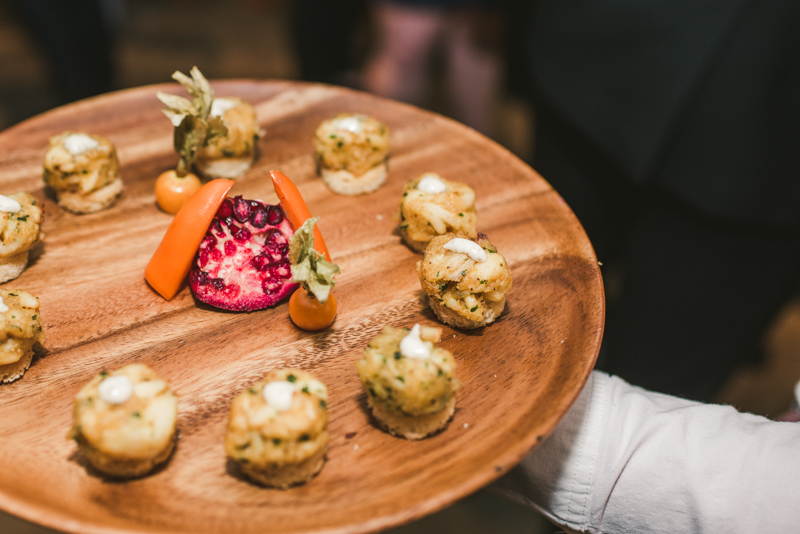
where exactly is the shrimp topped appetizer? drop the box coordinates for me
[43,132,123,214]
[69,364,178,478]
[0,289,45,384]
[157,67,259,180]
[357,324,459,440]
[314,114,390,195]
[398,172,477,252]
[225,369,329,489]
[418,233,512,329]
[0,192,43,283]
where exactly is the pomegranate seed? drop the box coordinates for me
[216,199,233,219]
[224,240,237,256]
[252,254,272,271]
[199,250,209,268]
[234,226,252,242]
[265,229,286,248]
[210,219,225,237]
[210,248,223,261]
[233,196,251,223]
[250,206,268,228]
[267,205,284,225]
[211,278,225,290]
[190,270,211,286]
[201,235,217,249]
[223,284,241,299]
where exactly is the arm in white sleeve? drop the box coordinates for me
[492,371,800,534]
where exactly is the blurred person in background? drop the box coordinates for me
[361,0,505,136]
[517,0,800,402]
[8,0,119,104]
[291,0,367,88]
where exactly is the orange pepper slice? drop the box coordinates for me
[270,170,331,260]
[145,179,235,300]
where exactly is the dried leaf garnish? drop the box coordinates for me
[289,217,340,303]
[156,66,228,176]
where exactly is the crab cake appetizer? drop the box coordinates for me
[398,173,477,253]
[225,369,328,489]
[357,324,459,440]
[43,132,123,214]
[0,193,43,283]
[418,233,512,329]
[314,114,390,195]
[69,364,178,478]
[195,97,260,180]
[0,289,45,384]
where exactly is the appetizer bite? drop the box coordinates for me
[0,193,44,283]
[288,218,339,331]
[69,364,178,478]
[357,324,459,440]
[0,289,45,384]
[314,114,389,195]
[43,132,123,214]
[225,369,329,489]
[398,172,477,253]
[157,67,258,181]
[196,97,259,180]
[418,233,512,329]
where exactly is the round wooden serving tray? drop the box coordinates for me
[0,81,603,534]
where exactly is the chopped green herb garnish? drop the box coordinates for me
[299,434,311,442]
[221,149,234,157]
[236,442,251,450]
[470,305,479,312]
[400,224,409,230]
[394,351,402,360]
[319,399,327,409]
[459,213,464,217]
[396,376,405,383]
[99,371,109,378]
[131,412,141,418]
[329,134,337,139]
[337,141,344,148]
[287,374,297,383]
[248,388,257,395]
[461,270,467,276]
[402,192,407,197]
[480,280,487,284]
[16,215,28,222]
[272,438,281,446]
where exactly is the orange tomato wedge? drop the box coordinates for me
[269,170,330,260]
[145,179,235,300]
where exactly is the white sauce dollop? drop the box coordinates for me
[417,174,447,194]
[99,375,134,405]
[0,194,21,214]
[443,237,487,262]
[332,115,364,134]
[0,297,8,313]
[63,133,99,155]
[210,98,237,118]
[263,381,295,412]
[399,324,431,360]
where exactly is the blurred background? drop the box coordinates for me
[1,0,800,532]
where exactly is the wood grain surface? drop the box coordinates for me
[0,81,604,534]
